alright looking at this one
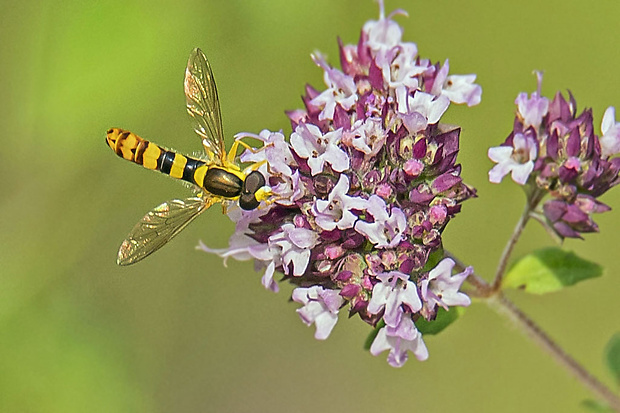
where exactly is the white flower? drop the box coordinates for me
[400,91,450,133]
[310,53,358,121]
[514,71,549,129]
[420,258,472,311]
[354,195,406,248]
[370,316,428,367]
[237,129,296,176]
[362,0,407,54]
[431,59,482,107]
[198,226,280,292]
[367,271,422,328]
[312,174,367,231]
[488,133,537,185]
[600,106,620,158]
[379,43,427,113]
[268,224,319,277]
[290,123,349,175]
[349,118,388,157]
[292,286,344,340]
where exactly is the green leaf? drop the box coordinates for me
[605,332,620,386]
[581,399,614,412]
[415,306,464,335]
[502,247,602,294]
[364,320,385,351]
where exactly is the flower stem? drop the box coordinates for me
[488,293,620,412]
[445,252,620,409]
[491,187,544,291]
[491,203,530,291]
[447,186,620,408]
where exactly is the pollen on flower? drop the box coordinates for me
[200,0,480,367]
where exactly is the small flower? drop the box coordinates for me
[370,316,428,367]
[488,133,538,185]
[199,229,281,292]
[381,43,426,113]
[420,258,472,312]
[197,232,258,266]
[310,53,358,121]
[355,195,406,248]
[442,74,482,106]
[349,118,388,157]
[362,0,407,54]
[271,170,305,206]
[292,286,344,340]
[431,59,482,107]
[515,71,549,129]
[237,129,296,176]
[600,106,620,158]
[312,174,367,231]
[268,224,319,277]
[290,123,349,175]
[400,92,450,133]
[367,271,422,327]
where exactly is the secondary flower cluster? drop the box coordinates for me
[201,1,480,367]
[488,72,620,238]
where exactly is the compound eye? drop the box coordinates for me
[239,193,260,210]
[242,171,266,195]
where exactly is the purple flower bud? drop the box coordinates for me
[432,173,462,193]
[412,137,427,159]
[409,184,435,204]
[399,258,416,275]
[340,283,362,299]
[336,270,353,282]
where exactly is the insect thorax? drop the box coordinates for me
[202,167,244,198]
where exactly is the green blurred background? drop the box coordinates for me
[2,0,620,411]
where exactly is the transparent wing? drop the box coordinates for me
[184,47,226,164]
[117,196,217,266]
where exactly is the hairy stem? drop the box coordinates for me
[488,293,620,411]
[447,187,619,407]
[491,187,545,291]
[445,251,620,409]
[491,202,531,291]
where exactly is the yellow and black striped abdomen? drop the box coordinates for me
[106,127,208,188]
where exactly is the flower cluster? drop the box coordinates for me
[200,1,479,367]
[488,72,620,238]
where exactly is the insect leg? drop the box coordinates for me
[226,137,269,165]
[242,159,268,175]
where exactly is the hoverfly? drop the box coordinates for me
[106,48,271,266]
